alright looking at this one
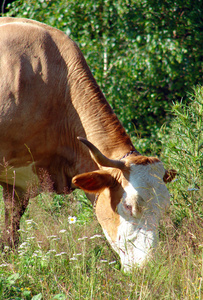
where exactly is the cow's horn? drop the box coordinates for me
[77,137,125,170]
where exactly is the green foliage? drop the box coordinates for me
[3,0,203,152]
[160,86,203,223]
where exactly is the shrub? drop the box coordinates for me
[160,85,203,224]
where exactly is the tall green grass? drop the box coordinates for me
[0,86,203,299]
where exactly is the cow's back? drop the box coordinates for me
[0,18,69,121]
[0,18,71,167]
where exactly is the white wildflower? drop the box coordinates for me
[55,252,67,257]
[69,257,77,261]
[68,216,77,224]
[78,236,88,241]
[47,235,57,239]
[59,229,67,233]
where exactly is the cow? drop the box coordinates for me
[0,17,176,272]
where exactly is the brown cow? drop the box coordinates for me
[0,17,176,272]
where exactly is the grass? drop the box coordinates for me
[0,189,202,300]
[0,86,203,299]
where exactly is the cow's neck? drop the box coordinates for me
[79,100,134,159]
[68,55,136,160]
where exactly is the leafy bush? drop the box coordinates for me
[160,85,203,223]
[4,0,203,152]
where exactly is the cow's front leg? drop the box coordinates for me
[1,183,29,248]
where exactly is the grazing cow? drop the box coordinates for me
[0,17,176,272]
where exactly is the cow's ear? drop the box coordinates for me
[72,170,114,193]
[163,169,177,183]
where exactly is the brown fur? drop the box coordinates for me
[124,155,160,166]
[0,17,135,246]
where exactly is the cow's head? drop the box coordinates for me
[72,137,176,272]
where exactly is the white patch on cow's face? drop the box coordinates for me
[0,163,38,191]
[103,162,170,272]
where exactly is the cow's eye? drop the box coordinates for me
[124,203,132,212]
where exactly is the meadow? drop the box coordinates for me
[0,87,202,299]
